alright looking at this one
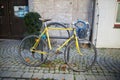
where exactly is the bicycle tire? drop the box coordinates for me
[18,35,49,66]
[64,39,97,72]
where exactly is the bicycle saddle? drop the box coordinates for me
[39,18,51,22]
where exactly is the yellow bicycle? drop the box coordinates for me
[19,18,97,72]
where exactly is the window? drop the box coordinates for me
[114,1,120,28]
[14,6,29,17]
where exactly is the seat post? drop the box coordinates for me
[44,22,47,28]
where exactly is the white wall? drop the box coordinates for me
[93,0,120,48]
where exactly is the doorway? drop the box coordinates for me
[0,0,28,39]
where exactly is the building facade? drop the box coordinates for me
[93,0,120,48]
[1,0,120,48]
[28,0,93,24]
[0,0,94,39]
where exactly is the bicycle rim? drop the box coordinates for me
[65,39,97,72]
[18,35,49,66]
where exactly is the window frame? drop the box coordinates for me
[114,0,120,28]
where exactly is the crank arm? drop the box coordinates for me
[34,50,47,55]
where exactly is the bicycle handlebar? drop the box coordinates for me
[74,19,89,29]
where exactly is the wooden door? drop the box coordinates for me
[0,0,28,39]
[0,1,10,38]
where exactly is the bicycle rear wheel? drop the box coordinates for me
[64,39,97,72]
[18,35,49,66]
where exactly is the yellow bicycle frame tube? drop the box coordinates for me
[45,27,52,50]
[47,27,73,51]
[74,29,83,56]
[32,27,47,50]
[47,27,82,55]
[48,27,73,31]
[32,26,82,55]
[32,27,48,49]
[39,27,52,50]
[56,35,74,51]
[47,27,74,50]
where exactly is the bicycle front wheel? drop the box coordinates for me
[64,39,97,72]
[18,35,49,66]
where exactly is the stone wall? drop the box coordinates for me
[28,0,93,24]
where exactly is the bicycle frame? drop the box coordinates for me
[31,26,83,55]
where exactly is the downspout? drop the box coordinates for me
[90,0,96,42]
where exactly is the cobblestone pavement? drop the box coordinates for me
[0,39,120,80]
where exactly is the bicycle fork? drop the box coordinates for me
[74,29,83,56]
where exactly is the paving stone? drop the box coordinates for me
[17,69,24,72]
[0,71,13,77]
[105,76,120,80]
[116,76,120,80]
[59,71,65,74]
[1,40,120,80]
[95,76,106,80]
[79,72,86,75]
[23,69,29,72]
[43,68,49,73]
[53,74,74,80]
[20,66,26,69]
[2,78,16,80]
[35,67,41,70]
[24,67,30,69]
[55,69,60,73]
[10,72,24,78]
[49,70,55,74]
[22,72,33,78]
[86,71,93,75]
[28,70,34,72]
[32,73,43,79]
[29,67,35,70]
[39,69,44,73]
[75,75,86,80]
[1,67,9,71]
[33,70,39,73]
[17,79,26,80]
[8,67,17,72]
[66,74,74,80]
[43,73,54,79]
[85,75,96,80]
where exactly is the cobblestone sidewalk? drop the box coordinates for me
[0,39,120,80]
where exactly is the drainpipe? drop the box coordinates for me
[90,0,96,42]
